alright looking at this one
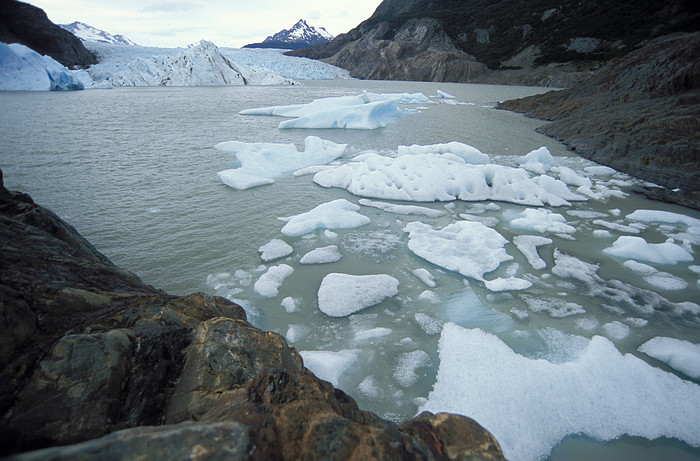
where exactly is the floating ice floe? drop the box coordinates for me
[412,268,437,288]
[216,136,345,190]
[623,260,688,291]
[254,264,294,297]
[415,312,443,335]
[299,245,342,264]
[510,208,576,234]
[394,350,431,388]
[421,324,700,461]
[318,273,399,317]
[603,236,693,264]
[281,296,299,313]
[354,327,393,341]
[592,219,641,234]
[513,235,552,270]
[279,199,370,236]
[358,199,446,218]
[518,146,555,174]
[314,152,582,206]
[0,42,84,91]
[397,142,490,164]
[240,91,425,129]
[484,277,532,292]
[404,221,511,281]
[639,337,700,379]
[299,349,360,386]
[258,239,293,261]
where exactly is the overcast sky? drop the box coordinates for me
[28,0,383,48]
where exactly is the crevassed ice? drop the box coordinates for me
[420,324,700,461]
[0,42,84,91]
[216,136,345,190]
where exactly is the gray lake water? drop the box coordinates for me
[2,79,699,460]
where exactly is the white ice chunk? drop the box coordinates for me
[285,324,309,343]
[216,136,345,190]
[593,229,612,238]
[299,349,359,386]
[415,313,443,335]
[357,376,380,398]
[418,290,441,304]
[280,199,370,236]
[314,153,579,206]
[519,146,554,174]
[393,350,431,388]
[626,209,700,230]
[318,273,399,317]
[398,142,490,164]
[421,324,700,461]
[484,277,533,292]
[436,89,456,99]
[639,337,700,379]
[602,321,630,339]
[644,271,689,291]
[566,210,608,219]
[404,221,512,281]
[258,239,293,261]
[412,268,437,288]
[603,236,693,264]
[584,165,617,176]
[458,213,499,227]
[354,327,393,341]
[510,208,576,234]
[593,219,641,234]
[299,245,342,264]
[281,296,300,313]
[279,99,405,130]
[513,235,552,270]
[253,264,294,297]
[553,166,593,188]
[359,198,446,218]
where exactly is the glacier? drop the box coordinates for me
[0,42,84,91]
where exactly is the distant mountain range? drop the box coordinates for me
[60,21,137,46]
[244,19,333,50]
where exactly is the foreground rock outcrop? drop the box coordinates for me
[0,0,97,68]
[0,168,504,460]
[498,32,700,210]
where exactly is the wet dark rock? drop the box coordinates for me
[498,32,700,210]
[0,168,504,459]
[0,0,97,68]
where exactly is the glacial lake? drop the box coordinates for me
[2,79,699,461]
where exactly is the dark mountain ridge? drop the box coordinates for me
[0,0,97,68]
[291,0,699,84]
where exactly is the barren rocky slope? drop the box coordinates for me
[498,32,700,210]
[290,0,699,85]
[0,167,504,460]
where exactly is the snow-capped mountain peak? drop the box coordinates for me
[244,19,333,50]
[60,21,138,46]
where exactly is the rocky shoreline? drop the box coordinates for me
[0,167,504,459]
[498,31,700,210]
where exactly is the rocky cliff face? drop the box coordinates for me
[290,17,486,81]
[291,0,699,84]
[0,168,504,460]
[498,32,700,210]
[0,0,97,68]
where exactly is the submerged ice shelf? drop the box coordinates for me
[208,89,700,461]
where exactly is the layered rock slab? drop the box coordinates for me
[0,167,503,459]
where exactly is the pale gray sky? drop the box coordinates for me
[29,0,383,48]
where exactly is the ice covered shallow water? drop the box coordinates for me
[2,80,699,460]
